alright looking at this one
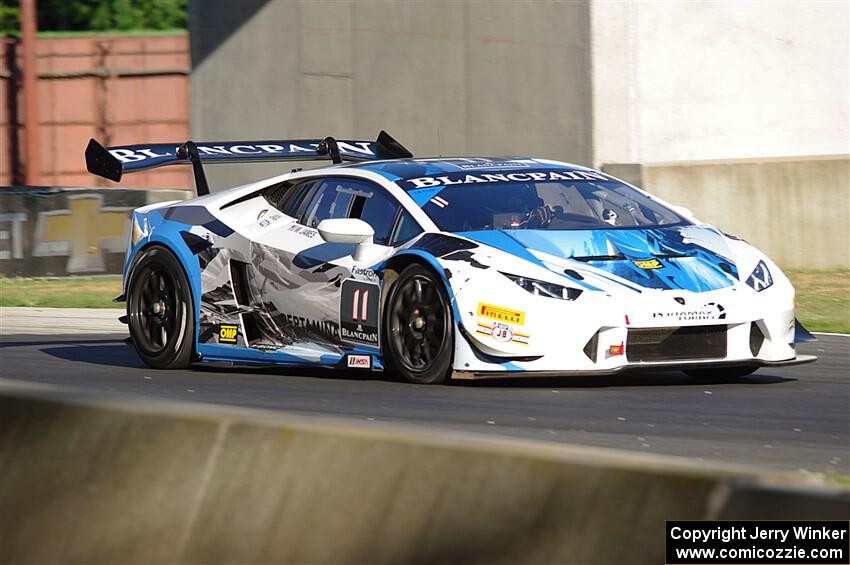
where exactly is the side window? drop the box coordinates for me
[301,180,356,228]
[276,180,316,219]
[389,210,423,246]
[339,180,400,246]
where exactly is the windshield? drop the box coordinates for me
[407,173,687,232]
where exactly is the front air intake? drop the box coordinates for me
[749,322,765,356]
[626,325,727,362]
[583,330,600,363]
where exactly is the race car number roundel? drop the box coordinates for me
[340,279,380,346]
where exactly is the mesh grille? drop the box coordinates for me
[627,325,727,362]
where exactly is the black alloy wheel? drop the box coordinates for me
[684,366,758,381]
[384,264,454,384]
[127,246,194,369]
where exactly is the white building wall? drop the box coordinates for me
[592,1,850,165]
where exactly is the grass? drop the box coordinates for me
[785,269,850,334]
[0,276,123,309]
[1,270,848,333]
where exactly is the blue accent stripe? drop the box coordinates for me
[408,186,446,207]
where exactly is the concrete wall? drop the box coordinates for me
[0,34,191,189]
[188,0,593,190]
[0,382,847,564]
[591,1,850,165]
[604,157,850,269]
[0,187,189,276]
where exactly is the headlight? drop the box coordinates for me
[501,272,582,300]
[131,216,145,246]
[745,260,773,291]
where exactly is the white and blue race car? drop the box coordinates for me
[86,131,816,383]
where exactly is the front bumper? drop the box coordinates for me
[451,354,817,380]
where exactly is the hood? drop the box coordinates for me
[456,225,740,292]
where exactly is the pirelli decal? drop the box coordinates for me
[477,303,525,325]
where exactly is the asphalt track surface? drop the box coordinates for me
[1,332,847,474]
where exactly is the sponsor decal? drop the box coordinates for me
[477,303,525,325]
[652,302,726,322]
[607,342,624,357]
[257,210,283,228]
[218,324,238,344]
[346,354,372,369]
[430,195,450,208]
[340,280,380,346]
[633,259,663,270]
[746,260,773,291]
[351,266,379,281]
[398,169,610,190]
[288,224,317,238]
[475,322,529,345]
[277,313,340,342]
[33,194,131,273]
[450,158,532,170]
[108,141,376,164]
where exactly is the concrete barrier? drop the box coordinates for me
[0,187,190,277]
[603,156,850,269]
[0,381,846,564]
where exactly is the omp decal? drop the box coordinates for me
[633,259,662,270]
[476,322,529,345]
[346,354,371,369]
[218,324,238,344]
[477,303,525,325]
[32,194,130,273]
[340,280,380,346]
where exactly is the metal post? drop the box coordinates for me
[20,0,40,186]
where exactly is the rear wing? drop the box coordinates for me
[85,131,413,196]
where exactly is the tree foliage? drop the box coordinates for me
[1,0,187,35]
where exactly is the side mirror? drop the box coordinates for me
[317,218,374,245]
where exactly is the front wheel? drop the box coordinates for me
[127,246,195,369]
[384,264,454,384]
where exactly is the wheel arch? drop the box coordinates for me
[380,252,456,383]
[381,250,456,314]
[126,237,202,354]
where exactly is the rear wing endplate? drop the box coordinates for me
[85,131,413,196]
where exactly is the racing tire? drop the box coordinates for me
[126,245,194,369]
[684,366,758,380]
[384,264,454,384]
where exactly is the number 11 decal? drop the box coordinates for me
[340,280,380,346]
[351,288,370,322]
